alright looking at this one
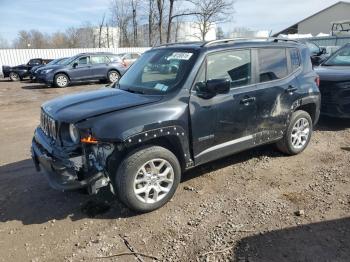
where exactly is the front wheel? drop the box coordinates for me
[54,73,69,88]
[276,110,313,155]
[115,146,181,212]
[108,70,120,83]
[9,72,20,81]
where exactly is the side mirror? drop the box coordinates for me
[207,78,230,94]
[321,47,327,54]
[195,78,230,99]
[72,62,78,68]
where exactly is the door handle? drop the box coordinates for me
[286,85,298,93]
[240,96,256,105]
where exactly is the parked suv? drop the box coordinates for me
[35,52,129,87]
[31,38,320,212]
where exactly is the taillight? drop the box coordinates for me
[315,76,320,87]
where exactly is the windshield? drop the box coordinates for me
[118,49,198,94]
[324,45,350,66]
[47,58,67,66]
[61,55,79,65]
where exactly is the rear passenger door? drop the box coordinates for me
[90,55,110,79]
[253,47,301,143]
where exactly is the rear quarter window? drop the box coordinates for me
[257,48,288,83]
[289,48,301,72]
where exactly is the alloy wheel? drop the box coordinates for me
[291,117,310,149]
[133,159,174,204]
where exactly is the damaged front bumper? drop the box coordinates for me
[31,127,110,194]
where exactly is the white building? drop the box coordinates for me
[92,27,120,48]
[274,1,350,36]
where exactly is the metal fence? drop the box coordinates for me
[0,47,150,76]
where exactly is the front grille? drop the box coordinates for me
[40,109,57,140]
[319,81,335,104]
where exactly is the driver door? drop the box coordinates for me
[69,56,91,81]
[190,49,258,165]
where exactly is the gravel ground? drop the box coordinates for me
[0,79,349,262]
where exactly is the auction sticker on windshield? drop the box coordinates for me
[167,52,193,60]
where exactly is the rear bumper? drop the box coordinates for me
[31,128,106,191]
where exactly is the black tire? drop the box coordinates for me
[107,70,120,83]
[276,110,313,155]
[115,146,181,212]
[9,72,20,81]
[54,73,69,88]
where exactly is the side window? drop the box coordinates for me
[131,53,140,59]
[258,48,288,83]
[306,42,320,54]
[326,46,350,66]
[78,56,89,65]
[207,49,251,88]
[91,56,108,64]
[289,48,301,72]
[29,59,41,65]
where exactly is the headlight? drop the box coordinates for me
[42,69,53,74]
[69,124,80,144]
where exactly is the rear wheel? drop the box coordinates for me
[108,70,120,83]
[54,73,69,88]
[276,110,313,155]
[115,146,181,212]
[9,72,20,81]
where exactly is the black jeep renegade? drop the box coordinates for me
[31,38,321,212]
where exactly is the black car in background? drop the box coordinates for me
[30,57,69,80]
[2,58,52,81]
[35,52,130,87]
[31,38,320,212]
[315,43,350,118]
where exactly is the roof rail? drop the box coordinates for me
[154,41,203,48]
[202,37,300,47]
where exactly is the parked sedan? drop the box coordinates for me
[2,58,52,81]
[315,43,350,118]
[30,57,69,80]
[35,53,128,88]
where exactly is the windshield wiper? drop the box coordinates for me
[123,88,145,95]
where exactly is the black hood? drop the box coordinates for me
[42,88,162,123]
[315,66,350,82]
[37,64,64,72]
[12,64,29,70]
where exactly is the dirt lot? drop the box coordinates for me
[0,79,349,262]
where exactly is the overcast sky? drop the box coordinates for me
[0,0,344,43]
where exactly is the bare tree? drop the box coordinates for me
[13,30,49,48]
[13,31,31,48]
[166,0,199,43]
[110,0,132,47]
[0,34,9,48]
[156,0,164,44]
[50,32,69,48]
[65,27,80,47]
[131,0,139,46]
[98,14,106,48]
[189,0,234,41]
[148,0,153,46]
